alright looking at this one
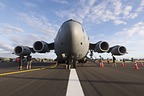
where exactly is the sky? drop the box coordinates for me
[0,0,144,59]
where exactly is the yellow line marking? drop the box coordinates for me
[0,68,45,77]
[50,63,57,68]
[0,63,58,77]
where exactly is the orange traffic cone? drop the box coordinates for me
[122,62,125,67]
[134,61,139,70]
[101,62,104,68]
[140,61,143,66]
[100,62,104,68]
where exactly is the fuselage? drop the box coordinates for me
[54,19,89,60]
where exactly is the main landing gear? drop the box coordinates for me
[66,59,77,69]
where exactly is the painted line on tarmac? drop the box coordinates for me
[66,69,84,96]
[0,68,45,77]
[50,63,58,68]
[0,62,58,77]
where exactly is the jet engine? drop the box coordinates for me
[14,46,31,56]
[33,41,50,53]
[94,41,109,53]
[110,45,127,55]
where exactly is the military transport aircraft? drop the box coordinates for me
[14,19,127,68]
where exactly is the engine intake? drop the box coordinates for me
[94,41,109,53]
[33,41,50,53]
[14,46,31,56]
[110,45,127,55]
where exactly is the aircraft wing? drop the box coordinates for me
[89,41,127,55]
[14,41,54,56]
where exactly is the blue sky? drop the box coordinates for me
[0,0,144,59]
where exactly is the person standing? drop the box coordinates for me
[16,55,24,70]
[131,57,134,63]
[26,55,32,70]
[112,55,117,67]
[90,50,93,59]
[16,56,21,70]
[99,55,103,67]
[20,56,24,70]
[107,58,110,64]
[123,58,125,63]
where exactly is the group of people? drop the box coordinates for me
[16,55,32,70]
[99,55,117,67]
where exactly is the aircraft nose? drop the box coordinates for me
[61,21,82,54]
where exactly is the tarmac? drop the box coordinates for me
[0,61,144,96]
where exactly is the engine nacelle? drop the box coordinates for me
[33,41,50,53]
[110,45,127,55]
[94,41,109,53]
[14,46,31,56]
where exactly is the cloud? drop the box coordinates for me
[106,21,144,58]
[10,33,54,47]
[114,20,127,25]
[55,0,96,23]
[116,22,144,38]
[0,23,24,34]
[123,6,132,17]
[0,41,14,52]
[55,0,144,25]
[86,0,130,25]
[18,12,57,37]
[126,0,144,19]
[136,0,144,13]
[0,24,24,54]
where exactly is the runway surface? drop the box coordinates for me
[0,61,144,96]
